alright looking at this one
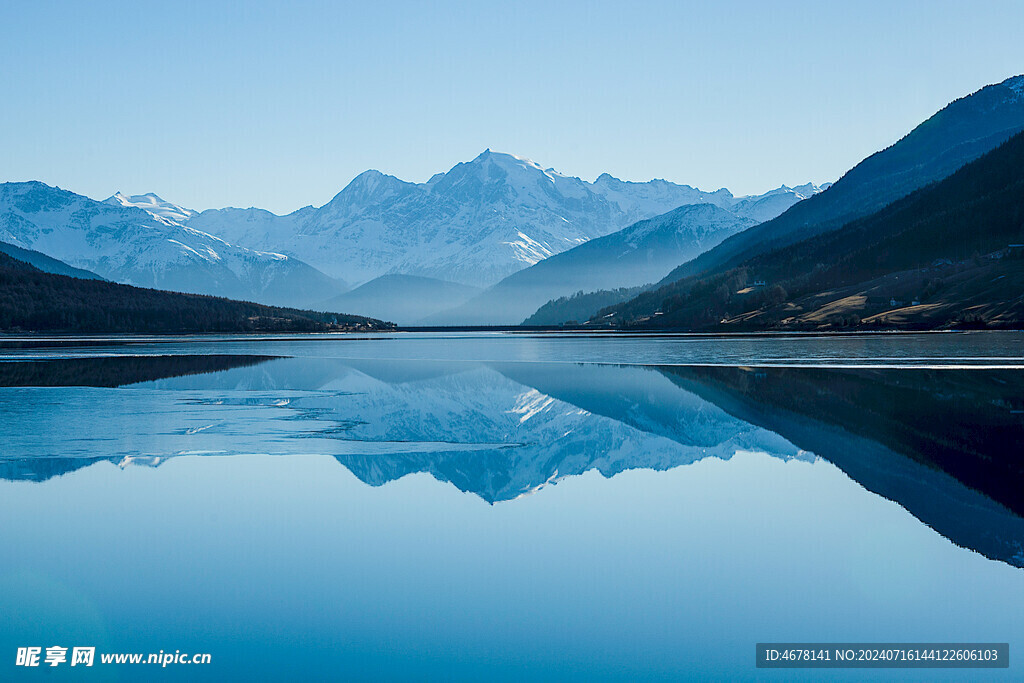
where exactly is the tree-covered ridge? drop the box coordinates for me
[522,286,646,326]
[0,251,393,333]
[598,130,1024,331]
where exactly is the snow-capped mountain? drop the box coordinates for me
[3,153,822,310]
[105,191,198,226]
[729,182,830,223]
[186,150,825,288]
[0,182,344,307]
[430,203,759,325]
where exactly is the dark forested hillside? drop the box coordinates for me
[0,252,392,333]
[661,74,1024,284]
[598,130,1024,331]
[522,286,646,326]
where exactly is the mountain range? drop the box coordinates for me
[0,161,819,325]
[38,151,817,322]
[134,151,820,290]
[3,74,1024,330]
[0,182,343,307]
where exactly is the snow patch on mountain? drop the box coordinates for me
[105,191,198,226]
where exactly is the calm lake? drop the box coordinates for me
[1,331,1022,681]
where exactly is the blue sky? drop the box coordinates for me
[1,0,1022,213]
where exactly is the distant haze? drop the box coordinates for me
[1,0,1022,213]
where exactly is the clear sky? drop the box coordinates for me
[1,0,1022,214]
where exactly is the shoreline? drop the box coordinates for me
[2,327,1023,340]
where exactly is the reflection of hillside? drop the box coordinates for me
[0,357,800,500]
[3,354,1022,568]
[0,354,279,387]
[659,366,1024,566]
[0,457,101,483]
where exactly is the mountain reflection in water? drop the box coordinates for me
[0,352,1021,567]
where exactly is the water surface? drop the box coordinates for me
[1,332,1022,680]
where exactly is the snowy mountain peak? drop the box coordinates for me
[473,149,541,169]
[789,182,827,199]
[105,191,197,226]
[332,169,410,200]
[319,170,415,221]
[346,168,391,186]
[423,150,570,205]
[462,149,571,186]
